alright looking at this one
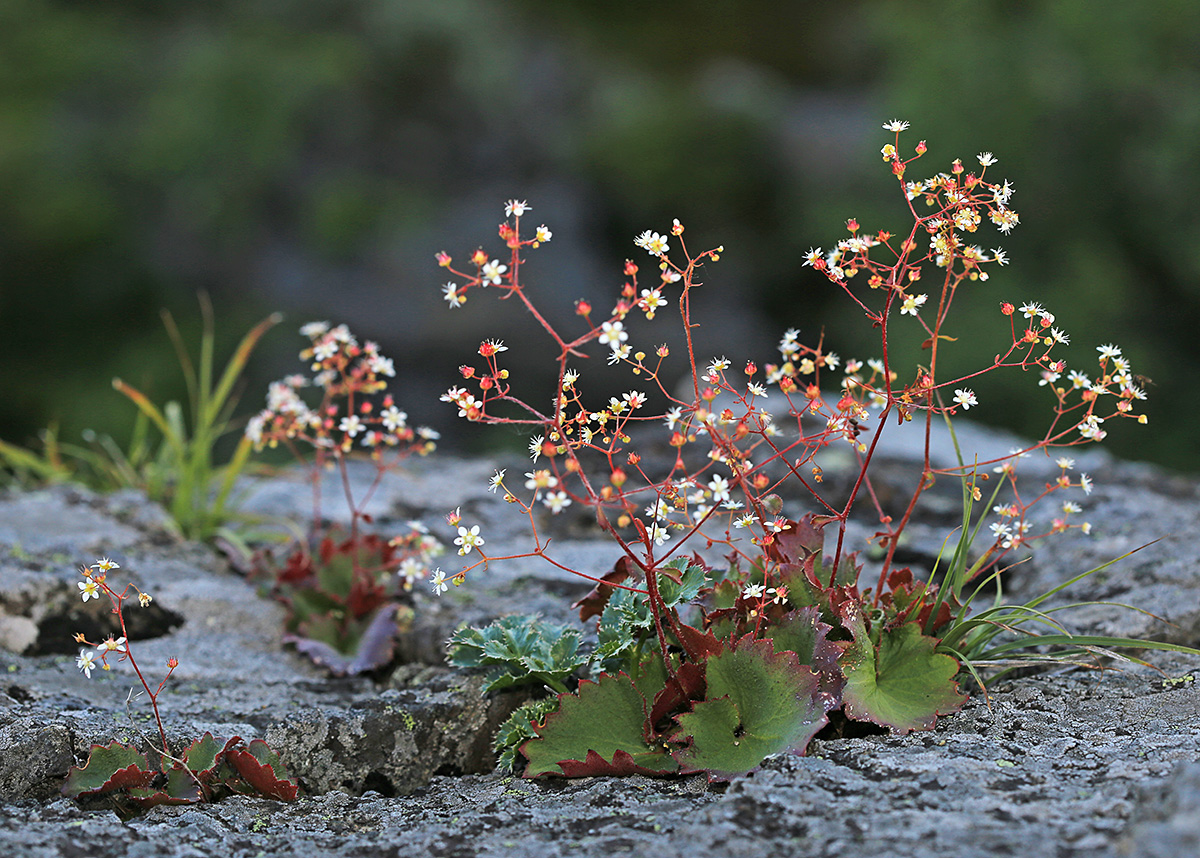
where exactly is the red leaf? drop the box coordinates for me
[572,557,633,622]
[647,661,706,730]
[555,748,674,778]
[225,743,299,801]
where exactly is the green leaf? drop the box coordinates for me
[670,637,830,779]
[839,602,966,733]
[62,742,154,797]
[657,557,708,606]
[494,698,561,774]
[448,615,585,693]
[180,733,240,779]
[521,672,677,777]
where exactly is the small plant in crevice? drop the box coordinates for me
[437,127,1200,780]
[244,324,443,675]
[63,558,298,812]
[0,293,280,542]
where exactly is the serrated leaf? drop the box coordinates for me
[839,602,966,733]
[521,672,676,777]
[670,637,831,779]
[657,557,708,606]
[225,740,299,801]
[62,743,154,797]
[448,615,586,692]
[125,786,198,809]
[180,733,240,779]
[163,764,205,803]
[495,698,562,774]
[762,606,846,701]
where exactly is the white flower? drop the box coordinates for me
[300,321,330,338]
[529,435,544,461]
[454,525,485,556]
[1097,344,1123,360]
[481,259,508,285]
[381,406,408,431]
[634,231,669,255]
[95,636,127,655]
[366,354,395,376]
[900,293,928,316]
[707,475,731,502]
[535,224,552,243]
[977,152,997,167]
[505,200,530,217]
[76,650,97,678]
[312,339,338,362]
[78,579,100,602]
[953,389,978,410]
[339,415,364,437]
[883,119,910,132]
[742,583,765,600]
[607,343,632,365]
[488,469,506,493]
[598,320,628,349]
[542,491,571,514]
[430,568,449,595]
[443,282,463,308]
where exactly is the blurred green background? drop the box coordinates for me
[2,0,1197,472]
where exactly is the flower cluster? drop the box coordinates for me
[430,125,1145,604]
[247,322,438,457]
[245,323,447,600]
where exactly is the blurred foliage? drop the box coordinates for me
[1,0,1196,473]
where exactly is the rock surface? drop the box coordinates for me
[1,425,1198,857]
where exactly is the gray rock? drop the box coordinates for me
[1,425,1199,857]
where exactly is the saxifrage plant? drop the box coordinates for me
[64,558,298,811]
[437,124,1199,780]
[244,323,443,674]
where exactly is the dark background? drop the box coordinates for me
[3,0,1197,471]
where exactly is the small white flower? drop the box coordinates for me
[76,650,97,678]
[634,230,669,255]
[542,491,571,514]
[953,389,978,410]
[505,200,530,217]
[488,469,506,493]
[598,321,628,349]
[883,119,910,132]
[900,293,928,316]
[381,406,408,431]
[454,525,485,556]
[339,415,364,437]
[430,568,449,595]
[481,259,508,285]
[977,152,997,167]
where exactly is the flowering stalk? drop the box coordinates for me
[73,558,176,756]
